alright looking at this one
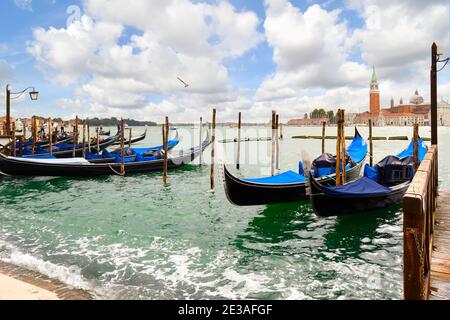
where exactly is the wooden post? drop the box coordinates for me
[48,118,53,156]
[210,109,216,190]
[276,114,280,170]
[87,119,91,153]
[163,117,169,184]
[321,121,326,154]
[32,116,36,156]
[199,117,203,166]
[280,123,283,140]
[128,127,132,149]
[5,86,11,136]
[341,110,347,184]
[120,118,125,176]
[96,126,100,153]
[237,112,241,170]
[12,121,16,157]
[73,116,79,157]
[413,123,419,172]
[271,111,276,176]
[23,120,27,140]
[82,119,86,158]
[369,119,373,167]
[335,109,342,186]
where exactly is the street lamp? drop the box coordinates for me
[4,84,39,136]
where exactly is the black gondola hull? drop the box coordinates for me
[0,135,210,177]
[308,174,410,217]
[223,160,364,206]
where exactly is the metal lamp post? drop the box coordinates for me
[4,85,39,136]
[431,42,450,145]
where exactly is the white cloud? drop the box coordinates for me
[254,0,450,116]
[349,0,449,81]
[14,0,32,11]
[25,0,450,122]
[256,1,369,102]
[28,0,263,119]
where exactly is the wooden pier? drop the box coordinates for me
[430,191,450,299]
[403,145,450,300]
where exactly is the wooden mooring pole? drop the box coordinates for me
[199,117,203,166]
[96,127,100,153]
[129,127,132,149]
[321,121,326,154]
[11,122,16,157]
[87,119,91,153]
[413,123,419,172]
[31,116,36,156]
[163,117,169,184]
[73,116,79,158]
[341,110,347,184]
[120,118,125,176]
[335,109,342,186]
[271,111,276,176]
[236,112,241,170]
[82,119,86,159]
[48,118,53,156]
[210,109,216,190]
[276,113,280,171]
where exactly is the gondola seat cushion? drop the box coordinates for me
[102,150,114,159]
[135,154,158,162]
[114,154,134,163]
[243,170,306,184]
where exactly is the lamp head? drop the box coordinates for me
[29,89,39,101]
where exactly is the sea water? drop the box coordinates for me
[0,125,449,300]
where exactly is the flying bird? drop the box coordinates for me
[177,77,189,88]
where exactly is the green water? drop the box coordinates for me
[0,126,449,300]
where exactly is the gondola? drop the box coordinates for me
[309,137,428,217]
[223,128,368,206]
[111,129,178,152]
[99,130,111,136]
[19,133,120,158]
[85,129,180,161]
[0,131,210,177]
[110,126,149,146]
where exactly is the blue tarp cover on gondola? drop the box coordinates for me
[321,177,391,196]
[396,137,427,161]
[243,170,306,184]
[347,133,368,163]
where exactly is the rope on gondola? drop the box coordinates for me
[0,170,12,177]
[108,164,123,176]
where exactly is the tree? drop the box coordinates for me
[310,108,327,119]
[327,110,335,124]
[304,113,308,119]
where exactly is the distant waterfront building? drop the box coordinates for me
[287,118,329,126]
[369,66,380,115]
[352,67,450,126]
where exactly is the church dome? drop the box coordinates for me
[410,90,424,105]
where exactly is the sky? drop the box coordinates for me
[0,0,449,123]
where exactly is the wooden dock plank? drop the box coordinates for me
[430,191,450,300]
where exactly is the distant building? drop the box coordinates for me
[352,67,450,126]
[288,118,329,126]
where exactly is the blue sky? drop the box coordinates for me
[0,0,448,122]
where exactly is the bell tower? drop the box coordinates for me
[370,66,380,115]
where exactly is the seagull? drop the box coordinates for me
[177,77,189,88]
